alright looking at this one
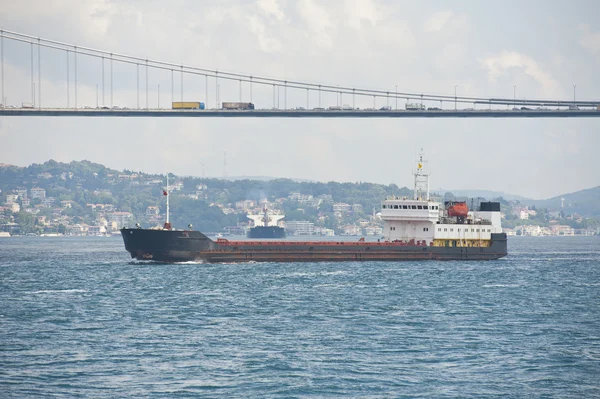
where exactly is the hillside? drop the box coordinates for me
[523,186,600,218]
[1,160,599,235]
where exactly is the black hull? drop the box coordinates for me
[121,228,507,263]
[247,226,286,239]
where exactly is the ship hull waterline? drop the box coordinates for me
[121,228,507,263]
[247,226,286,239]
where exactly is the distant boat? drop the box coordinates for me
[247,207,286,239]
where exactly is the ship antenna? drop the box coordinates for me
[413,149,429,201]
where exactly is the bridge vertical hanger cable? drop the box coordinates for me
[306,88,309,109]
[454,85,457,111]
[66,50,69,108]
[146,60,148,110]
[250,76,252,103]
[136,64,139,109]
[38,38,41,109]
[205,75,208,109]
[74,46,77,109]
[171,69,173,107]
[101,56,104,107]
[180,65,183,102]
[30,42,34,105]
[110,53,113,108]
[215,71,218,108]
[1,32,3,106]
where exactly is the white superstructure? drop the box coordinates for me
[380,151,503,247]
[247,207,285,227]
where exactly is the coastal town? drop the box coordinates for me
[1,161,598,237]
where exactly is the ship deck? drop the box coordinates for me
[216,238,428,247]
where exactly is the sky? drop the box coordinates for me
[1,0,599,199]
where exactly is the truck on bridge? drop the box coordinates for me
[172,102,205,110]
[405,103,425,111]
[222,102,254,110]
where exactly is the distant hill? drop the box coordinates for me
[523,186,600,218]
[206,175,316,183]
[2,160,598,218]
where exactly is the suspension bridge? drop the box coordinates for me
[0,29,598,118]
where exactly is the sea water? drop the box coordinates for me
[0,236,599,398]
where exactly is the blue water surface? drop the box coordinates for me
[1,236,599,398]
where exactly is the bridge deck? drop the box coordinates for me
[1,109,599,118]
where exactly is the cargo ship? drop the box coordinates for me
[246,207,286,239]
[121,154,507,262]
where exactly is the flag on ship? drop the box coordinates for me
[163,190,168,196]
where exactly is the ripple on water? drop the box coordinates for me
[0,236,599,398]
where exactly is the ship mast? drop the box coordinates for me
[413,149,430,201]
[166,173,170,224]
[164,173,171,230]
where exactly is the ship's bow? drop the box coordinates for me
[121,228,215,262]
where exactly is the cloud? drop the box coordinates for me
[480,51,560,96]
[343,0,383,30]
[578,24,600,55]
[296,0,334,49]
[258,0,285,21]
[424,11,454,32]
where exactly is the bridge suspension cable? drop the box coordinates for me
[0,29,598,109]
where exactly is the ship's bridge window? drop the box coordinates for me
[411,205,417,209]
[403,205,408,209]
[417,205,423,209]
[394,205,398,209]
[438,228,441,232]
